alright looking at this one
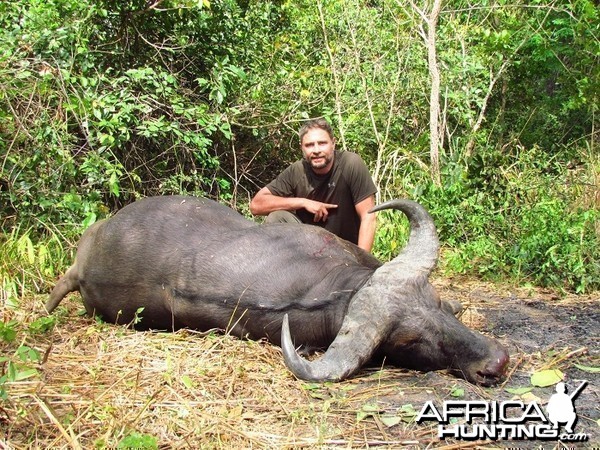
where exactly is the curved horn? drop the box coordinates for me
[281,298,388,381]
[369,199,439,276]
[280,199,437,381]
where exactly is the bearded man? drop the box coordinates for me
[250,118,377,252]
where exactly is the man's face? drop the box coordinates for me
[301,128,336,175]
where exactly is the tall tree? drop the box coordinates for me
[397,0,443,185]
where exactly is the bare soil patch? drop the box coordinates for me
[1,280,598,449]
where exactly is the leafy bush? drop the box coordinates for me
[0,227,71,300]
[1,0,597,296]
[0,315,53,401]
[0,0,240,239]
[394,145,600,293]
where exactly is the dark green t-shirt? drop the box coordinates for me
[266,151,377,244]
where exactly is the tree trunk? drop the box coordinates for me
[427,0,443,186]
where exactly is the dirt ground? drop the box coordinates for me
[1,279,598,449]
[375,279,600,449]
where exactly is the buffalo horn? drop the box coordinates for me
[369,199,439,277]
[281,307,388,381]
[280,199,438,381]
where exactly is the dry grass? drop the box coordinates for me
[1,281,597,449]
[2,295,443,449]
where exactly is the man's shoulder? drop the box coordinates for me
[336,151,369,173]
[267,159,309,194]
[338,150,363,161]
[334,151,377,200]
[337,150,367,166]
[283,159,309,177]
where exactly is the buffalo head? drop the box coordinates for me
[281,200,509,385]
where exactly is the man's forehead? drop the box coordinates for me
[301,128,334,143]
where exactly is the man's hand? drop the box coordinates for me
[250,187,337,222]
[303,199,338,222]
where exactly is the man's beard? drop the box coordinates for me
[308,154,332,170]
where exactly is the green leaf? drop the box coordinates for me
[505,386,533,395]
[181,375,195,389]
[13,368,39,381]
[16,345,40,362]
[0,322,18,342]
[16,70,32,79]
[380,415,402,427]
[82,212,97,229]
[530,369,564,387]
[109,172,120,197]
[18,235,35,265]
[573,363,600,374]
[450,386,465,398]
[301,382,328,399]
[118,432,158,449]
[357,403,380,422]
[399,404,418,423]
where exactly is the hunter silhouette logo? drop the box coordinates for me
[416,380,589,442]
[546,381,587,434]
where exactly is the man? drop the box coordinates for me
[250,118,377,252]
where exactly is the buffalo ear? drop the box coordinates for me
[441,299,464,316]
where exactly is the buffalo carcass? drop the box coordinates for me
[46,196,509,385]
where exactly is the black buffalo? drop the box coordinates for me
[47,196,509,385]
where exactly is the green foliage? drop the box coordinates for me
[0,0,237,238]
[0,321,18,343]
[28,315,57,334]
[0,0,597,294]
[500,0,598,150]
[0,227,70,300]
[530,369,564,388]
[372,210,410,263]
[0,230,58,398]
[507,200,597,292]
[0,319,48,401]
[402,145,599,293]
[117,432,158,449]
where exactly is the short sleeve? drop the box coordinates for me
[343,153,377,204]
[266,164,297,197]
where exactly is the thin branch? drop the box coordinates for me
[317,0,348,152]
[132,0,169,15]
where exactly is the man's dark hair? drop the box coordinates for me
[299,118,334,143]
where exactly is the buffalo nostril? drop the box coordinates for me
[473,347,510,386]
[484,347,510,377]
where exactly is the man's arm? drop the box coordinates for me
[355,195,377,252]
[250,187,337,223]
